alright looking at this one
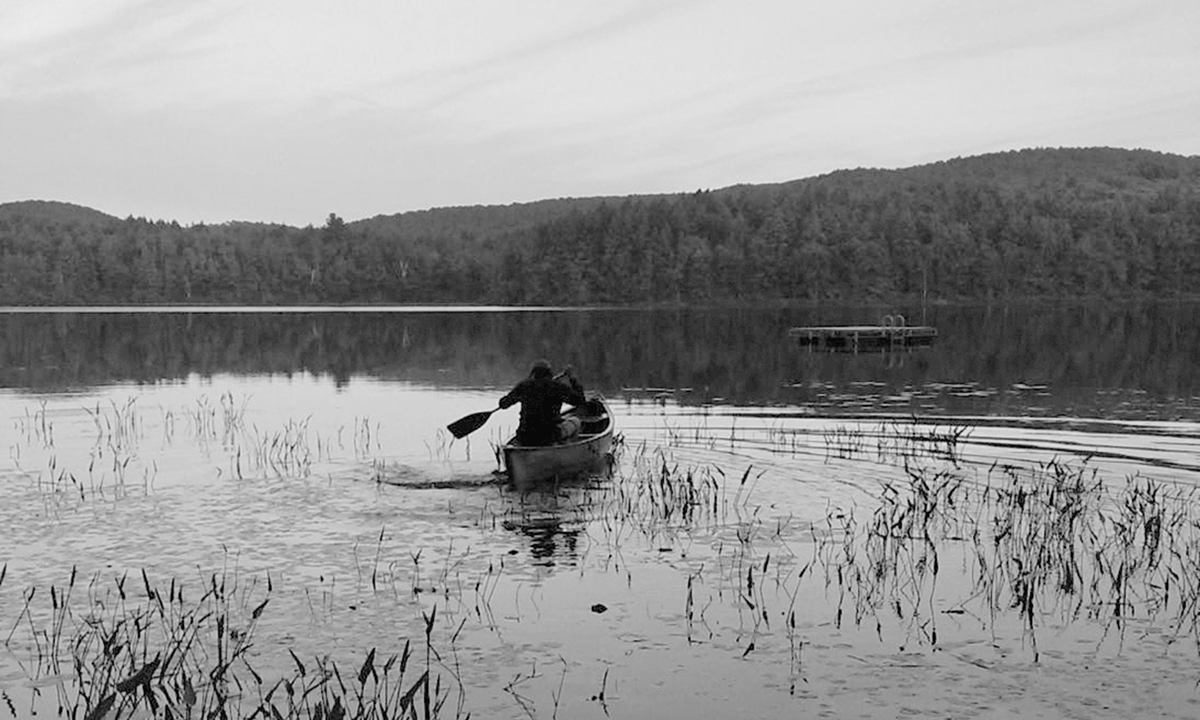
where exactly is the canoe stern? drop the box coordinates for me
[503,397,614,490]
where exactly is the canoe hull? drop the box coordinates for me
[503,397,614,491]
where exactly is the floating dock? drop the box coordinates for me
[788,323,937,352]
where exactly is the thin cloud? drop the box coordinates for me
[1,0,1196,225]
[1,1,229,100]
[364,0,700,121]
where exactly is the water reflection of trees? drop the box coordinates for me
[1,303,1197,419]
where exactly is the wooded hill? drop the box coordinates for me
[2,147,1198,306]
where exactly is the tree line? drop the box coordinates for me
[2,147,1198,306]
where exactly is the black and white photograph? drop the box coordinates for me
[2,1,1199,718]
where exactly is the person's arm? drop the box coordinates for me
[558,370,586,406]
[499,380,525,409]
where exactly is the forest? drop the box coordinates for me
[1,147,1198,306]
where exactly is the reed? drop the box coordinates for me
[237,417,316,479]
[595,443,730,534]
[651,446,1200,675]
[821,420,972,465]
[84,397,143,457]
[1,569,452,720]
[875,420,971,465]
[807,458,1200,659]
[823,425,866,459]
[18,399,54,449]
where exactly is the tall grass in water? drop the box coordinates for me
[822,420,971,465]
[1,569,452,720]
[824,458,1200,659]
[577,442,755,549]
[11,398,159,504]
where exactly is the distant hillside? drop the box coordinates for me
[349,148,1200,241]
[724,147,1200,204]
[1,147,1198,305]
[350,196,628,240]
[908,147,1199,192]
[0,200,119,226]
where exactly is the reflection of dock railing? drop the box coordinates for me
[788,315,938,353]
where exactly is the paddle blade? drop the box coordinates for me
[447,409,495,439]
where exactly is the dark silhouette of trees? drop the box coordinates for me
[2,148,1198,306]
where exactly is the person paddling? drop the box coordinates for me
[499,360,586,446]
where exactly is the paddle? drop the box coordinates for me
[446,408,497,439]
[446,369,572,439]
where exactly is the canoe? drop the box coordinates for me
[503,396,615,490]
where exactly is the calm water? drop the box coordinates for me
[2,302,1200,718]
[4,301,1199,418]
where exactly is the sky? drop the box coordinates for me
[1,0,1197,227]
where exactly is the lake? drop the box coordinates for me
[2,301,1200,719]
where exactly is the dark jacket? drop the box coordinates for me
[499,373,585,446]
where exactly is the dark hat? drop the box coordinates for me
[530,359,552,378]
